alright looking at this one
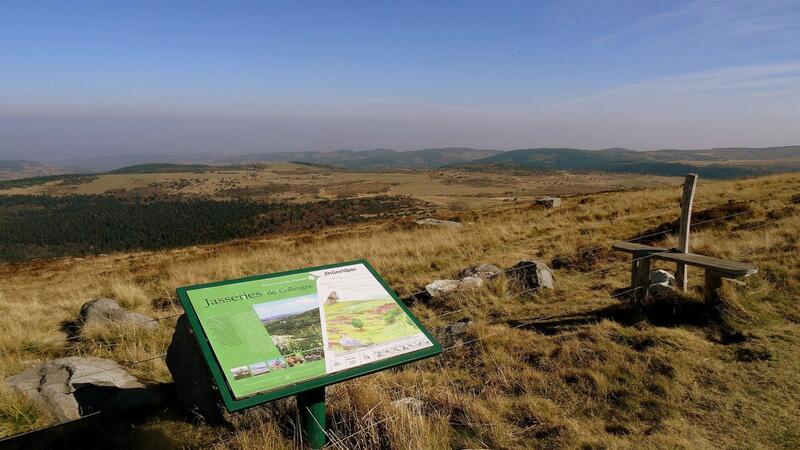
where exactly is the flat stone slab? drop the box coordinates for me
[6,356,144,421]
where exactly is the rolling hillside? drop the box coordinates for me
[1,173,798,448]
[25,146,800,176]
[460,146,800,178]
[224,147,503,170]
[0,160,67,180]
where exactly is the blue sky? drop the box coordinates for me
[1,0,799,159]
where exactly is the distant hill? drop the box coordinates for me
[224,147,503,170]
[108,163,215,174]
[459,146,800,179]
[16,145,800,178]
[45,148,500,172]
[0,160,67,180]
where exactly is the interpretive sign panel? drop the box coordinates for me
[176,260,440,411]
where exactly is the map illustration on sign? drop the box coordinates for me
[177,261,438,405]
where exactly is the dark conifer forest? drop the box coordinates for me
[0,195,417,262]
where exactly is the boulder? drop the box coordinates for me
[391,397,425,415]
[536,197,562,208]
[165,315,290,425]
[78,298,157,330]
[414,218,463,228]
[425,277,484,299]
[459,263,503,280]
[5,356,156,421]
[507,260,555,291]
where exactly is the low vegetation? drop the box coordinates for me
[0,173,798,448]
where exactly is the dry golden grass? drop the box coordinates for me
[1,173,799,448]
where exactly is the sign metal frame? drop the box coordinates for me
[176,259,441,412]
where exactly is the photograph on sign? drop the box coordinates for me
[181,262,435,400]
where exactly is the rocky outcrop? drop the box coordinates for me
[78,298,157,330]
[507,260,555,291]
[414,218,463,228]
[536,197,562,208]
[5,356,158,421]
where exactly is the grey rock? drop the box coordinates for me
[648,269,678,301]
[507,260,555,291]
[78,298,157,330]
[650,269,676,286]
[6,356,146,421]
[425,277,484,299]
[391,397,425,415]
[459,263,503,280]
[414,218,463,228]
[536,197,562,208]
[436,320,472,348]
[425,279,460,298]
[458,276,485,290]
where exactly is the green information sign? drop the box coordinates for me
[177,259,440,412]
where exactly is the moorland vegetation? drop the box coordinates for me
[0,173,798,449]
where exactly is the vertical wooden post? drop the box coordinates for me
[630,256,639,290]
[676,174,698,291]
[704,269,723,307]
[634,252,652,304]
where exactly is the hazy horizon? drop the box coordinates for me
[2,1,800,160]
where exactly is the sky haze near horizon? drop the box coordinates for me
[1,0,799,161]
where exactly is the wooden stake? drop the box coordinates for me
[676,174,698,291]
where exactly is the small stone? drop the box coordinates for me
[507,260,555,291]
[650,269,676,286]
[414,218,463,228]
[391,397,425,415]
[648,270,677,301]
[436,320,472,347]
[458,276,484,290]
[536,197,562,208]
[425,279,461,298]
[425,277,484,299]
[459,263,503,280]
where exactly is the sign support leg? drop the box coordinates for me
[298,387,326,449]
